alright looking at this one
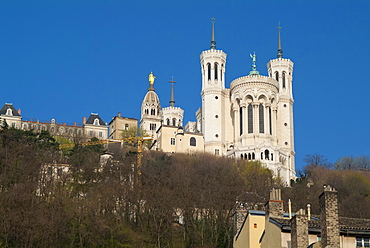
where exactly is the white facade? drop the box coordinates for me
[140,24,296,183]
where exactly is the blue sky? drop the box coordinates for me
[1,1,369,171]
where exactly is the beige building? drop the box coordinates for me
[154,125,204,154]
[109,113,138,139]
[0,103,108,141]
[234,188,370,248]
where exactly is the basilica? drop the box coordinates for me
[140,22,296,183]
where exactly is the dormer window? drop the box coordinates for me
[94,118,100,125]
[6,108,12,116]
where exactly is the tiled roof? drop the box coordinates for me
[0,103,20,116]
[270,215,370,232]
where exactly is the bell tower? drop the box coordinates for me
[200,18,228,155]
[267,26,295,181]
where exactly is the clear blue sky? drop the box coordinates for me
[1,0,369,172]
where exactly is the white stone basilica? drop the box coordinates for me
[140,22,296,183]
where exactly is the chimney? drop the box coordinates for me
[117,112,121,117]
[290,209,309,248]
[74,122,77,126]
[82,117,86,124]
[17,108,21,115]
[265,188,284,218]
[319,185,340,248]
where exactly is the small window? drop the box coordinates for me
[254,223,257,228]
[207,63,211,80]
[57,168,62,177]
[172,118,176,126]
[166,119,170,125]
[151,109,156,115]
[356,237,369,247]
[275,71,279,81]
[215,96,218,100]
[150,123,156,131]
[190,137,196,146]
[215,149,219,155]
[145,109,149,115]
[125,124,129,130]
[99,131,103,137]
[89,131,94,137]
[282,71,286,88]
[94,118,100,125]
[171,138,175,145]
[6,108,12,116]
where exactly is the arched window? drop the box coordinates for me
[248,104,253,133]
[265,150,270,160]
[252,153,255,159]
[241,154,244,159]
[248,153,251,160]
[207,63,211,80]
[6,109,12,116]
[282,71,286,88]
[275,71,279,82]
[261,152,263,160]
[239,107,243,135]
[145,109,149,115]
[151,109,155,115]
[125,124,129,130]
[190,137,196,146]
[166,119,170,125]
[259,104,264,133]
[214,63,218,80]
[94,118,100,125]
[172,118,176,126]
[271,153,274,161]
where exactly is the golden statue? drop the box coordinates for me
[148,72,156,85]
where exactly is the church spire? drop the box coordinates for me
[169,77,176,107]
[277,25,283,58]
[210,17,216,49]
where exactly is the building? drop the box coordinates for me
[109,113,138,140]
[234,187,370,248]
[140,22,295,183]
[0,103,108,141]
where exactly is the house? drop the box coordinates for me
[234,187,370,248]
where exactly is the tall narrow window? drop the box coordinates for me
[207,63,211,80]
[275,71,279,82]
[151,109,155,115]
[248,104,253,133]
[239,107,243,135]
[282,71,286,88]
[166,119,170,125]
[172,118,176,126]
[221,64,224,81]
[269,107,272,135]
[259,104,264,133]
[214,63,218,80]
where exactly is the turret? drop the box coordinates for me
[200,18,228,155]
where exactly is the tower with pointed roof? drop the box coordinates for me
[162,77,184,127]
[199,18,231,155]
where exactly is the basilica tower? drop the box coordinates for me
[266,26,295,181]
[200,19,231,155]
[140,72,162,137]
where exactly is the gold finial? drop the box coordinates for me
[148,72,156,85]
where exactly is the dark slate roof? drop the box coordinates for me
[85,113,105,125]
[270,215,370,232]
[0,103,20,116]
